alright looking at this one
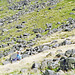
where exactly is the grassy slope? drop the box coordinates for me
[0,0,50,19]
[0,29,75,75]
[0,0,74,56]
[0,0,19,18]
[0,0,75,74]
[0,0,75,45]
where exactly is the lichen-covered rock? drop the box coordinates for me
[60,49,75,71]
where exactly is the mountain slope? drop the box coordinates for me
[0,0,75,75]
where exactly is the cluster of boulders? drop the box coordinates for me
[1,17,75,64]
[0,0,59,26]
[0,0,60,26]
[60,49,75,71]
[8,0,60,10]
[0,0,75,75]
[0,0,62,49]
[0,16,75,65]
[46,18,75,35]
[0,0,74,52]
[2,36,73,65]
[28,49,75,75]
[0,0,74,65]
[0,0,60,29]
[9,49,75,75]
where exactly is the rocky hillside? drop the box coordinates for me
[0,0,75,75]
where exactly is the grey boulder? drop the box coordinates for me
[43,70,59,75]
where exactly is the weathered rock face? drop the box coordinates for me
[60,57,75,71]
[66,57,75,69]
[60,49,75,71]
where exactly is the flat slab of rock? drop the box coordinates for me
[10,53,17,60]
